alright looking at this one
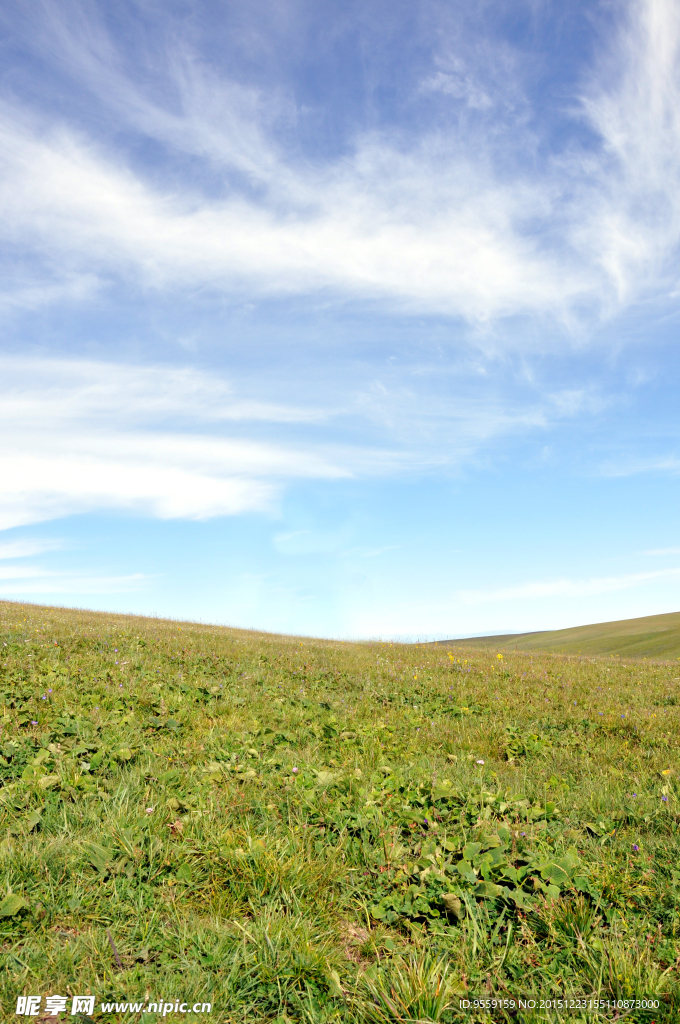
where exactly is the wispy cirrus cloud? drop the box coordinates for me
[600,455,680,477]
[457,567,680,605]
[576,0,680,307]
[0,539,64,560]
[0,358,351,529]
[0,357,328,426]
[0,355,609,530]
[1,0,679,328]
[0,565,147,594]
[0,99,585,322]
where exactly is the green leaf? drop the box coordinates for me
[455,861,477,884]
[37,774,60,790]
[560,849,580,871]
[112,747,134,761]
[541,863,571,886]
[474,881,505,898]
[0,893,28,917]
[24,809,43,832]
[508,888,532,908]
[83,842,114,873]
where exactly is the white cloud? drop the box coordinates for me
[0,568,147,594]
[574,0,680,307]
[0,453,277,530]
[600,455,680,477]
[0,539,63,559]
[0,357,357,530]
[0,355,600,530]
[0,2,677,536]
[0,101,589,322]
[457,567,680,604]
[0,357,328,426]
[0,0,676,329]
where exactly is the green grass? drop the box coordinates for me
[1,599,680,1023]
[443,611,680,659]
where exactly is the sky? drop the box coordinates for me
[1,0,680,640]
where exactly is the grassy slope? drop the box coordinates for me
[438,611,680,659]
[1,600,680,1022]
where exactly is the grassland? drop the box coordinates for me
[443,611,680,660]
[1,600,680,1023]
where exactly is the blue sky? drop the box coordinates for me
[1,0,680,639]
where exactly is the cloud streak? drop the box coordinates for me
[0,539,64,560]
[0,101,586,321]
[0,354,608,529]
[0,358,354,529]
[0,568,147,595]
[457,567,680,604]
[0,0,678,328]
[576,0,680,307]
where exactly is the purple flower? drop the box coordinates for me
[30,720,37,725]
[48,688,52,693]
[632,793,637,798]
[632,844,639,852]
[662,795,669,802]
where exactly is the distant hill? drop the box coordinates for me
[434,611,680,659]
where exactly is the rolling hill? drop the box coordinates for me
[436,610,680,659]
